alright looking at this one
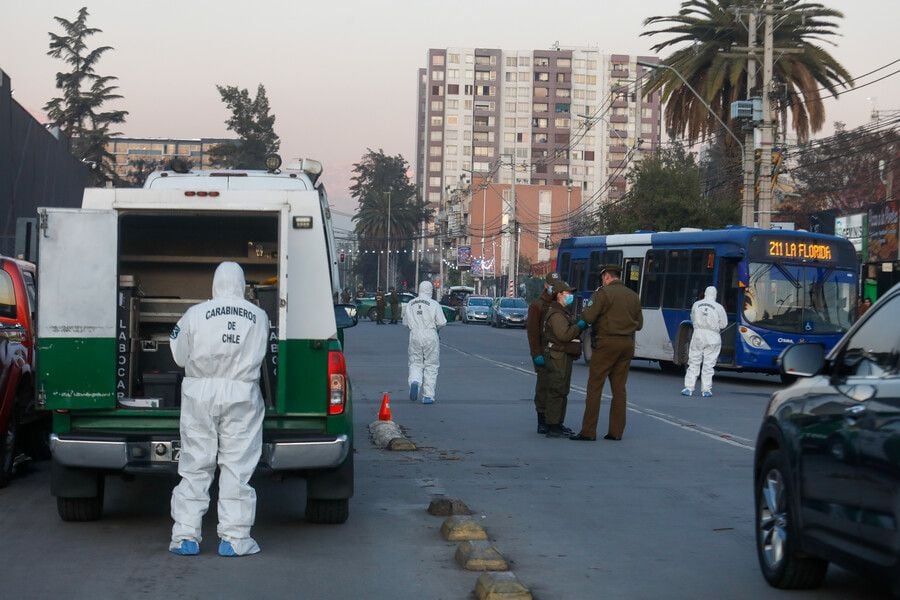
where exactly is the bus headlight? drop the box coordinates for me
[739,326,770,350]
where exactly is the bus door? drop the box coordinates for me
[624,257,643,294]
[570,259,588,293]
[717,257,741,364]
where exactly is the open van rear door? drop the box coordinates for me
[37,208,118,409]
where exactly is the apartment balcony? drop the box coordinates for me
[611,100,629,109]
[609,145,628,154]
[610,69,629,79]
[610,115,628,124]
[608,160,628,169]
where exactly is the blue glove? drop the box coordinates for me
[533,355,545,367]
[576,319,587,330]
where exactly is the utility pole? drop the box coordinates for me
[758,1,774,230]
[741,10,758,228]
[385,191,392,288]
[506,156,517,297]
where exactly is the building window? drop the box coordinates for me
[506,56,517,67]
[534,72,550,82]
[504,132,515,142]
[429,192,441,202]
[430,130,443,141]
[556,72,568,83]
[432,85,443,96]
[505,72,517,82]
[449,53,460,64]
[555,117,570,128]
[446,129,458,140]
[464,85,474,95]
[474,161,492,172]
[429,176,442,187]
[506,87,517,98]
[447,84,459,95]
[474,146,494,157]
[534,133,548,143]
[517,102,529,112]
[532,117,548,128]
[476,70,492,81]
[517,132,526,143]
[430,116,443,127]
[587,60,597,70]
[584,150,595,161]
[534,57,550,67]
[555,103,570,113]
[464,100,473,109]
[447,99,459,109]
[430,161,442,172]
[447,69,459,79]
[447,115,459,126]
[504,117,515,127]
[517,117,530,127]
[553,165,568,175]
[534,87,549,98]
[533,102,548,112]
[556,88,571,98]
[432,70,444,81]
[465,54,474,63]
[432,54,445,66]
[518,56,530,67]
[430,100,444,111]
[505,102,516,112]
[445,145,457,155]
[642,107,654,118]
[557,57,571,68]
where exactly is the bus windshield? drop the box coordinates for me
[743,262,856,334]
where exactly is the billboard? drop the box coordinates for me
[457,245,472,268]
[834,213,867,256]
[867,200,899,262]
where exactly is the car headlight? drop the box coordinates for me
[739,326,771,350]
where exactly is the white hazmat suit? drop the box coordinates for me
[169,262,270,556]
[406,281,447,403]
[683,286,728,396]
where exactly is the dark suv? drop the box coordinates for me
[754,283,899,593]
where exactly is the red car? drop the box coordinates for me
[0,255,40,487]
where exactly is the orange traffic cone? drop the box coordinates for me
[378,392,392,421]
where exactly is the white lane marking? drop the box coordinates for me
[442,342,754,451]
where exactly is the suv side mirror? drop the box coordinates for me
[778,343,826,378]
[334,303,358,330]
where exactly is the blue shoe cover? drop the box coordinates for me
[702,391,713,398]
[170,540,199,556]
[409,381,420,402]
[218,540,237,557]
[421,396,434,404]
[680,388,692,396]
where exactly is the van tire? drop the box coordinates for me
[0,409,18,488]
[57,478,105,522]
[305,498,349,524]
[581,330,593,365]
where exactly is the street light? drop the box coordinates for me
[636,60,754,227]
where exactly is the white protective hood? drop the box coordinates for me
[212,262,246,300]
[703,286,717,302]
[418,280,434,299]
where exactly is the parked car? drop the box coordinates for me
[462,296,493,324]
[0,255,44,487]
[753,282,900,594]
[490,297,528,328]
[357,292,415,321]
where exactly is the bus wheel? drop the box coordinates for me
[659,360,685,375]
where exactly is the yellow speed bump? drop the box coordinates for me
[454,540,509,571]
[474,572,533,600]
[440,515,488,541]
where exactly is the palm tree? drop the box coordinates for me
[642,0,853,143]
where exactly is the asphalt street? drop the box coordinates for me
[0,318,892,599]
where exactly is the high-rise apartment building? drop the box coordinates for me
[415,46,662,254]
[105,137,239,183]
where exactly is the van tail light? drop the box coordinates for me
[327,351,347,415]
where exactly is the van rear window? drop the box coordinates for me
[0,271,16,319]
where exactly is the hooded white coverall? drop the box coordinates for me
[406,281,447,400]
[169,262,270,555]
[684,286,729,394]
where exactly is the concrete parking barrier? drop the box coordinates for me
[368,420,416,451]
[427,498,472,516]
[455,540,509,571]
[440,515,488,541]
[474,572,532,600]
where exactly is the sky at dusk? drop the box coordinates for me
[2,0,898,213]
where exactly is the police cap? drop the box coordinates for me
[599,264,622,277]
[544,272,562,285]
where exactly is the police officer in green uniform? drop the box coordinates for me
[355,284,366,303]
[541,278,586,438]
[388,287,400,324]
[375,287,386,324]
[527,272,561,434]
[570,264,642,441]
[340,288,351,304]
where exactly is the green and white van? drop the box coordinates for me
[38,158,357,524]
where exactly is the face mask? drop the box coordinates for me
[564,293,574,306]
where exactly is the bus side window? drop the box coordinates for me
[688,249,715,304]
[641,250,665,308]
[587,251,602,290]
[624,258,642,294]
[662,249,691,309]
[558,252,571,282]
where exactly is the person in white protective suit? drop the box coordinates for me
[682,286,729,398]
[406,280,447,404]
[168,262,270,557]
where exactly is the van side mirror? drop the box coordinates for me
[778,343,826,378]
[334,303,358,330]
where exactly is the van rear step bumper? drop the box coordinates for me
[50,433,350,471]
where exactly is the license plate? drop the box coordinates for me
[172,441,181,462]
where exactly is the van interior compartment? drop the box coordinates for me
[117,212,280,409]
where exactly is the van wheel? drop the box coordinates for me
[57,477,105,522]
[305,498,349,524]
[581,330,593,365]
[755,449,827,588]
[0,410,18,488]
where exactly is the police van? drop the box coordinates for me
[37,155,358,524]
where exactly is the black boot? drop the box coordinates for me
[536,412,548,435]
[546,424,568,438]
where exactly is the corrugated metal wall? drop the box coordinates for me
[0,69,86,257]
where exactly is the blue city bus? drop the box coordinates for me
[555,227,859,377]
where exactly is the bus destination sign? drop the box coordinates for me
[749,235,840,262]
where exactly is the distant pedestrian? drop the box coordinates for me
[375,288,386,324]
[388,287,400,324]
[858,297,872,318]
[681,286,728,398]
[355,285,366,302]
[406,281,447,404]
[340,288,351,304]
[527,272,561,434]
[541,279,586,438]
[570,264,642,442]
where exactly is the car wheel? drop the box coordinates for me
[305,498,349,524]
[57,475,105,522]
[755,449,828,589]
[367,307,377,321]
[0,408,18,488]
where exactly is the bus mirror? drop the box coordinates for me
[738,262,749,287]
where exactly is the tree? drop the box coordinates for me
[125,158,161,188]
[642,0,853,144]
[780,122,899,225]
[44,6,128,186]
[597,144,739,233]
[351,149,430,288]
[207,84,280,169]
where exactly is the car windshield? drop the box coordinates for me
[499,298,526,309]
[468,298,492,307]
[743,262,855,334]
